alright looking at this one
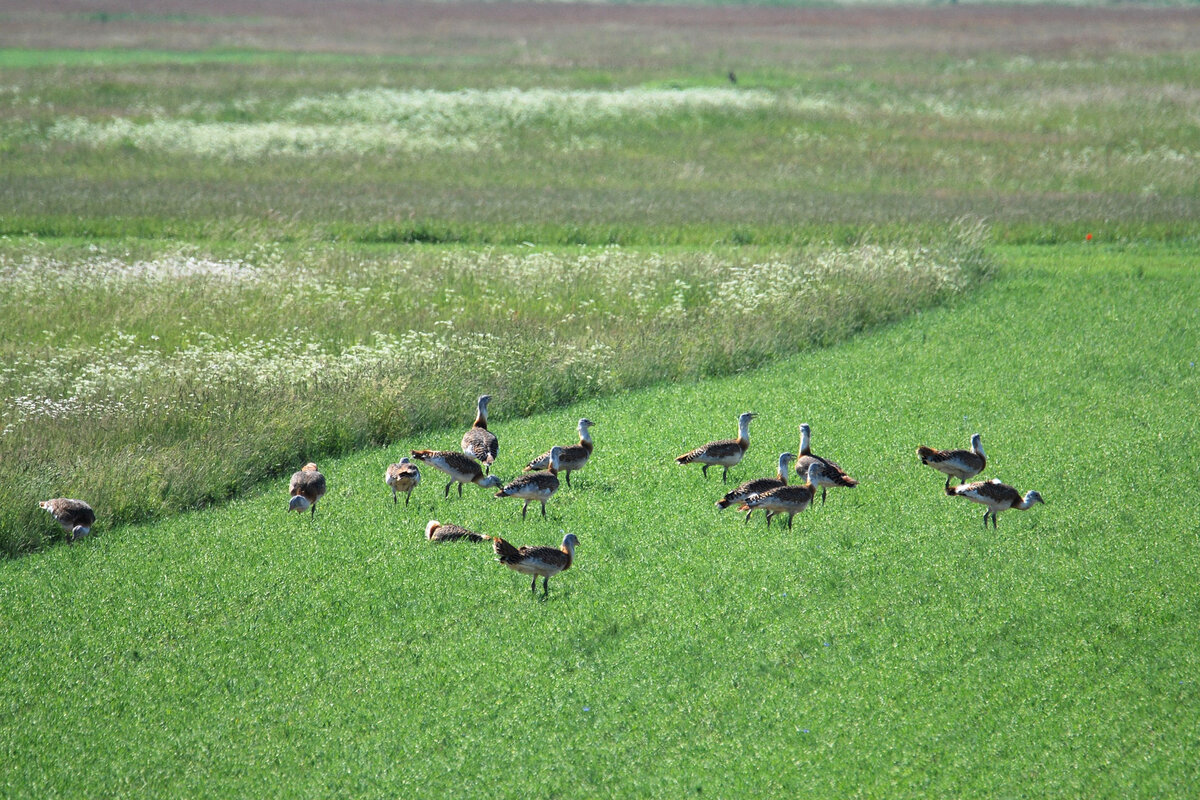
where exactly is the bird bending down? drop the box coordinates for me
[741,462,821,530]
[385,457,421,506]
[947,479,1043,529]
[795,423,858,505]
[425,520,488,543]
[496,446,562,520]
[717,452,794,524]
[39,498,95,542]
[461,394,499,475]
[676,412,755,482]
[525,418,594,487]
[410,450,503,497]
[492,532,579,596]
[288,463,327,518]
[917,433,986,488]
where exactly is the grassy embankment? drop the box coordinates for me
[1,246,1196,797]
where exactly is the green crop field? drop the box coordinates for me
[1,2,1198,797]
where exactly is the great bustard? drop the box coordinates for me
[795,423,858,505]
[492,532,578,596]
[38,498,95,542]
[384,457,421,506]
[425,520,488,543]
[496,446,563,520]
[716,452,794,523]
[288,463,327,518]
[918,433,987,488]
[461,394,499,474]
[741,462,821,530]
[676,412,755,482]
[947,479,1043,528]
[525,418,594,487]
[410,450,503,497]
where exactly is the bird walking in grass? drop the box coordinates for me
[795,423,858,505]
[917,433,987,489]
[425,520,488,543]
[496,446,563,520]
[525,418,594,487]
[410,450,503,497]
[461,394,499,475]
[385,457,421,506]
[676,412,755,482]
[39,498,95,543]
[717,452,794,524]
[288,462,326,518]
[947,479,1043,529]
[492,532,579,597]
[741,462,821,530]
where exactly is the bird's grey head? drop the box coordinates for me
[806,461,822,482]
[971,433,983,452]
[478,474,503,489]
[478,394,492,409]
[549,445,564,468]
[288,495,312,513]
[71,525,91,540]
[579,418,594,429]
[779,452,795,467]
[562,533,579,549]
[740,412,756,423]
[1025,490,1045,505]
[399,456,411,465]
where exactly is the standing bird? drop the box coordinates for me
[384,457,421,506]
[288,462,326,518]
[38,498,95,542]
[947,479,1044,529]
[525,418,594,487]
[410,450,503,497]
[717,452,794,524]
[496,446,562,520]
[492,532,579,597]
[676,412,755,482]
[425,520,488,543]
[741,462,821,530]
[917,433,987,489]
[461,394,498,475]
[795,423,858,505]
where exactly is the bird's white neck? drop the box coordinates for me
[799,427,811,455]
[972,435,985,459]
[777,454,792,482]
[578,423,592,445]
[738,416,752,443]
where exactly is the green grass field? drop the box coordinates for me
[2,246,1198,797]
[2,2,1199,796]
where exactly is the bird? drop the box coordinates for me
[288,462,326,518]
[795,423,858,505]
[410,450,503,497]
[492,532,579,597]
[38,498,95,542]
[676,412,755,482]
[918,433,987,488]
[496,446,562,520]
[461,394,498,475]
[425,520,488,543]
[716,452,794,523]
[740,462,821,530]
[384,457,421,506]
[947,479,1044,529]
[524,418,594,487]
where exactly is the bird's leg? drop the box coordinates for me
[310,504,316,519]
[743,509,752,524]
[542,576,550,597]
[992,513,999,530]
[787,514,795,530]
[945,475,952,490]
[540,500,547,518]
[565,471,572,488]
[765,512,773,528]
[530,576,537,593]
[702,464,709,479]
[521,499,529,520]
[982,511,990,528]
[457,482,464,497]
[443,481,452,498]
[722,466,729,483]
[392,490,397,505]
[821,487,827,505]
[404,490,412,507]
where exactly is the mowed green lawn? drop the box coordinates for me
[2,244,1197,797]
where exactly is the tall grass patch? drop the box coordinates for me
[0,225,988,554]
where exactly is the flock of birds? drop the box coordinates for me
[39,396,1044,597]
